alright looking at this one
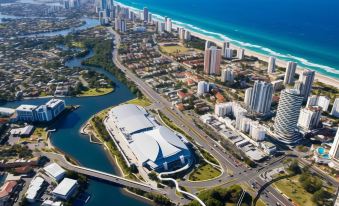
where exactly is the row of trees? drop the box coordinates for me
[186,185,249,206]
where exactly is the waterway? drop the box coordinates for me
[0,21,151,206]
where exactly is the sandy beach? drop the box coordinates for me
[187,30,339,88]
[116,1,338,88]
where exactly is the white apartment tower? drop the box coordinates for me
[331,98,339,118]
[284,61,297,85]
[204,46,222,75]
[273,89,303,144]
[296,69,315,100]
[221,67,234,83]
[297,106,322,130]
[306,95,330,112]
[245,81,273,115]
[267,56,276,74]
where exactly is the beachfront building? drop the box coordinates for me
[105,104,192,172]
[221,67,234,83]
[244,81,273,115]
[306,95,330,112]
[237,48,245,59]
[273,89,303,144]
[157,21,165,34]
[331,98,339,118]
[297,106,322,130]
[223,48,233,59]
[164,17,172,32]
[16,99,66,123]
[295,69,315,101]
[267,56,276,74]
[284,61,297,85]
[115,17,127,33]
[204,46,222,75]
[143,7,149,22]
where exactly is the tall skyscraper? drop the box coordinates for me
[331,98,339,118]
[244,88,252,106]
[165,18,172,32]
[157,21,165,34]
[222,41,230,57]
[330,129,339,160]
[306,95,330,112]
[205,41,212,50]
[296,69,315,100]
[297,106,322,130]
[245,81,273,115]
[223,48,233,59]
[204,46,222,75]
[274,89,303,144]
[267,56,276,74]
[143,7,149,22]
[115,17,126,32]
[221,67,234,83]
[237,48,245,59]
[284,61,297,85]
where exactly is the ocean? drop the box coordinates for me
[116,0,339,79]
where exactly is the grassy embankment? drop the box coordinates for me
[78,88,114,97]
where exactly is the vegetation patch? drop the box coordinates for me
[187,185,251,206]
[189,161,221,181]
[78,87,113,97]
[159,45,189,54]
[126,97,152,107]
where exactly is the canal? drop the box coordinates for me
[0,16,152,206]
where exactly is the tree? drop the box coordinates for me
[312,189,332,206]
[148,172,158,181]
[299,172,323,193]
[287,160,302,174]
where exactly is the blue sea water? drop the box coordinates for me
[116,0,339,79]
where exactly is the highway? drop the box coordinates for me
[107,27,300,206]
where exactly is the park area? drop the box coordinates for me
[273,175,315,206]
[159,44,190,54]
[189,162,221,181]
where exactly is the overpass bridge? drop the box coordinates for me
[37,152,159,193]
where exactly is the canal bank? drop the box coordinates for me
[1,34,152,205]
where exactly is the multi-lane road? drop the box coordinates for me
[107,27,338,206]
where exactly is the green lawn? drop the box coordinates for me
[189,162,221,181]
[159,45,190,54]
[79,88,113,97]
[273,175,315,206]
[126,97,152,107]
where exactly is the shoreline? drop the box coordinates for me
[188,30,339,88]
[115,1,339,88]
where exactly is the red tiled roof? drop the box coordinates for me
[0,181,17,198]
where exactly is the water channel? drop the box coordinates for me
[0,14,152,206]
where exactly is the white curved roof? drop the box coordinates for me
[109,104,154,134]
[130,126,190,166]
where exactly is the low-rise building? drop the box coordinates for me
[43,163,66,182]
[52,178,78,200]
